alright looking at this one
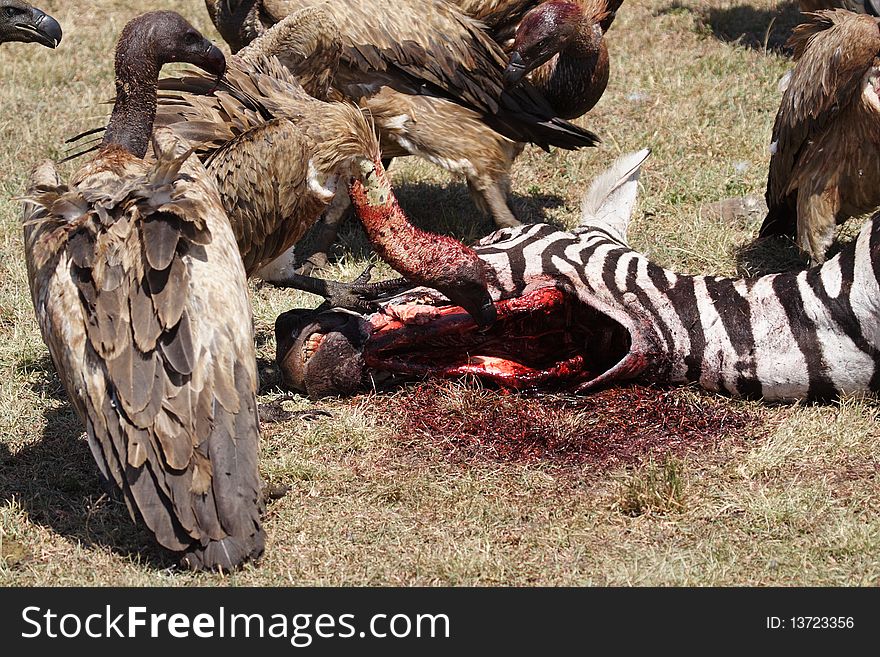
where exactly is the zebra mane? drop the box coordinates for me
[577,148,651,242]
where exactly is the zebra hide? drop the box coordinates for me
[275,149,880,402]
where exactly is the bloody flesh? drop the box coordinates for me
[362,287,614,389]
[348,156,494,325]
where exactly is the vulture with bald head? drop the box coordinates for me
[203,0,599,265]
[23,11,264,571]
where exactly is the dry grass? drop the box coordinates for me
[1,0,879,586]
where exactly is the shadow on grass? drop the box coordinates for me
[0,404,176,570]
[661,1,803,53]
[257,356,285,396]
[15,352,68,403]
[733,234,807,276]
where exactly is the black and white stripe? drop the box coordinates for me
[466,151,880,402]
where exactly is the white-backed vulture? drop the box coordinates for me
[0,0,61,48]
[204,0,599,240]
[449,1,621,121]
[22,12,264,571]
[153,12,497,326]
[761,9,880,262]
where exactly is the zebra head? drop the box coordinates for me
[277,150,880,402]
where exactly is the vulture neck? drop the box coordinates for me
[102,40,162,159]
[348,157,445,281]
[348,157,491,322]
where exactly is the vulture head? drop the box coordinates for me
[0,0,61,48]
[116,11,226,84]
[103,12,227,159]
[504,1,590,85]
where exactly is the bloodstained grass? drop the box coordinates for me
[362,380,765,469]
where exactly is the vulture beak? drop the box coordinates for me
[471,297,498,328]
[15,8,62,48]
[867,0,880,17]
[203,43,227,90]
[504,51,528,86]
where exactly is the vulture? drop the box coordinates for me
[451,0,623,121]
[22,12,265,571]
[203,0,600,266]
[153,12,497,326]
[501,0,623,120]
[0,0,61,48]
[798,1,880,14]
[761,9,880,263]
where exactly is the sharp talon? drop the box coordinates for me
[353,264,376,285]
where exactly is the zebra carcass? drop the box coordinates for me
[275,149,880,403]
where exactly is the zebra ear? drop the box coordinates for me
[577,148,650,242]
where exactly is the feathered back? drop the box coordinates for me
[237,4,342,100]
[23,129,264,570]
[764,9,880,227]
[156,53,379,171]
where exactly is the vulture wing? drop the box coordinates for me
[204,118,322,275]
[157,57,374,275]
[262,0,508,111]
[259,0,599,149]
[763,10,880,234]
[23,130,264,570]
[449,0,540,43]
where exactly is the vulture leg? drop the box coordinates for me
[270,269,411,312]
[797,180,842,265]
[467,173,522,229]
[294,189,354,275]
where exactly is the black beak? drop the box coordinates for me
[471,298,498,328]
[504,51,528,86]
[446,285,497,328]
[868,0,880,17]
[15,8,62,48]
[203,43,227,88]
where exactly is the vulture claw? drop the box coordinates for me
[269,271,412,312]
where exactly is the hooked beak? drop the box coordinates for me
[868,0,880,17]
[461,292,497,328]
[203,43,227,89]
[14,8,62,48]
[504,51,528,86]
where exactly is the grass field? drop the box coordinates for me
[1,0,879,586]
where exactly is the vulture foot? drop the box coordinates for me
[270,265,411,312]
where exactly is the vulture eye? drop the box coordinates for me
[5,7,21,18]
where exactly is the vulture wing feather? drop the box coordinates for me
[23,130,264,570]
